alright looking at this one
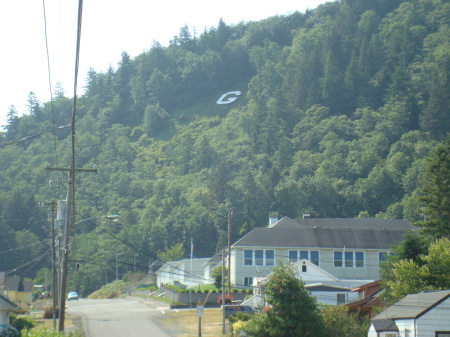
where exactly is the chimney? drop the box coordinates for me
[269,217,278,227]
[303,214,311,219]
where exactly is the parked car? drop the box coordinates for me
[224,305,255,318]
[67,292,79,301]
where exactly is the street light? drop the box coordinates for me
[74,215,120,225]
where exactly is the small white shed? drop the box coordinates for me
[368,290,450,337]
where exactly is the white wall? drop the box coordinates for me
[232,247,388,286]
[416,297,450,337]
[0,310,8,332]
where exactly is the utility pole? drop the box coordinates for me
[39,201,57,330]
[227,209,232,294]
[46,166,96,332]
[49,0,84,330]
[50,201,57,330]
[222,248,226,335]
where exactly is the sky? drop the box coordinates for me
[0,0,327,129]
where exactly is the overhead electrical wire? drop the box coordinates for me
[89,224,209,282]
[41,0,60,169]
[0,124,71,148]
[6,248,52,276]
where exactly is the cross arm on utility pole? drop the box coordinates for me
[45,167,98,173]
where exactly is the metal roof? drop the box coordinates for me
[372,290,450,321]
[233,217,414,249]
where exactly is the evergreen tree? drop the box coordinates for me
[415,136,450,238]
[5,105,19,140]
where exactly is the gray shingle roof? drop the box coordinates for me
[372,319,399,332]
[233,217,414,249]
[0,294,17,310]
[372,290,450,321]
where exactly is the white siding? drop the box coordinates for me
[395,319,415,337]
[232,247,388,286]
[367,323,377,337]
[0,310,8,332]
[416,297,450,337]
[308,290,357,305]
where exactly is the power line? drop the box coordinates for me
[6,248,52,276]
[0,242,44,255]
[0,124,71,148]
[41,0,60,169]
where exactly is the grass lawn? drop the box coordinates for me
[161,308,228,336]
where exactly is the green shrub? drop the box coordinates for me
[228,311,254,324]
[137,284,157,290]
[4,327,19,337]
[165,284,185,292]
[10,314,36,332]
[21,328,81,336]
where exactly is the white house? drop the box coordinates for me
[0,294,16,334]
[156,258,210,288]
[251,259,372,308]
[230,216,414,289]
[368,290,450,337]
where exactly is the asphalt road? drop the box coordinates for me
[67,298,178,337]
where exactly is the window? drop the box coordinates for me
[289,250,297,262]
[337,293,346,305]
[244,277,253,287]
[310,251,319,266]
[255,250,264,265]
[436,333,450,337]
[345,252,354,267]
[266,250,274,266]
[302,265,307,272]
[244,250,252,265]
[334,251,343,267]
[355,252,364,267]
[289,250,319,266]
[385,333,398,337]
[244,250,275,266]
[335,251,365,268]
[300,251,309,260]
[379,252,394,263]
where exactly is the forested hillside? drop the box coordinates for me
[0,0,449,294]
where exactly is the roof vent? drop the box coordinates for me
[303,214,311,219]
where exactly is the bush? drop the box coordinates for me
[228,311,253,324]
[231,320,248,336]
[21,328,81,336]
[4,327,19,337]
[165,284,185,293]
[43,307,59,319]
[136,283,157,290]
[10,314,36,332]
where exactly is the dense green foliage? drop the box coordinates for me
[414,135,450,238]
[0,0,449,293]
[382,237,450,302]
[243,262,324,336]
[21,328,81,337]
[321,305,369,337]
